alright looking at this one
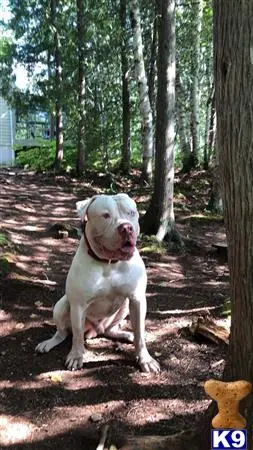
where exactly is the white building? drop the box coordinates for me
[0,95,15,166]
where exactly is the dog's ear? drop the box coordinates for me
[76,196,97,221]
[76,198,91,221]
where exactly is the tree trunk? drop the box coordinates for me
[176,73,192,173]
[130,0,153,183]
[120,0,131,174]
[207,163,223,213]
[148,11,158,118]
[47,50,55,141]
[141,0,177,242]
[76,0,86,176]
[189,0,203,169]
[209,0,253,447]
[207,90,216,163]
[51,0,64,174]
[203,84,214,170]
[49,115,55,140]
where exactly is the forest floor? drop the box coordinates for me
[0,167,229,449]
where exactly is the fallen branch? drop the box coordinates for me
[187,316,229,345]
[148,305,221,316]
[96,424,109,450]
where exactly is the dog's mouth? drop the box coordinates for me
[121,239,135,253]
[99,238,135,261]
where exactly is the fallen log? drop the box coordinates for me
[187,316,229,345]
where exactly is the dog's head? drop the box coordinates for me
[76,194,140,261]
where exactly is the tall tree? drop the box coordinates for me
[189,0,203,169]
[203,83,214,170]
[147,6,158,117]
[76,0,86,176]
[199,1,253,448]
[141,0,176,241]
[51,0,64,173]
[119,0,131,174]
[130,0,153,182]
[176,72,192,172]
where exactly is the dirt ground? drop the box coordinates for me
[0,168,229,449]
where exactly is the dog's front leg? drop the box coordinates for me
[129,294,160,373]
[66,303,86,370]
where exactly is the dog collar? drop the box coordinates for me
[83,224,119,265]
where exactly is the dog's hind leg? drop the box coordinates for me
[35,295,69,353]
[103,299,134,343]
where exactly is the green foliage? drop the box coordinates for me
[222,298,231,318]
[176,0,214,168]
[0,233,9,247]
[16,143,55,171]
[139,234,167,255]
[1,0,214,174]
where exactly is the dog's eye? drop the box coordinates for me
[103,213,111,219]
[128,210,136,217]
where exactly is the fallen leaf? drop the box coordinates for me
[30,314,39,319]
[35,301,43,307]
[50,374,63,383]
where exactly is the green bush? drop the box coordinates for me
[16,142,55,171]
[15,139,143,173]
[15,142,78,172]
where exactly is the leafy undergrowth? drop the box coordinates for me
[139,235,168,255]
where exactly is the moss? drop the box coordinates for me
[139,234,167,255]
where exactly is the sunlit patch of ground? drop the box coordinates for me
[0,414,35,446]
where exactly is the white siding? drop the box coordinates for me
[0,96,15,166]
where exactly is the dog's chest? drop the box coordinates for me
[95,265,130,297]
[86,268,130,318]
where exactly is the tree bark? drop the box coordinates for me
[147,10,158,118]
[210,0,253,447]
[130,0,153,183]
[203,84,214,171]
[76,0,86,176]
[189,0,203,169]
[141,0,177,242]
[176,73,192,173]
[207,90,216,162]
[120,0,131,174]
[51,0,64,174]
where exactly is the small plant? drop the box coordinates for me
[139,234,167,255]
[0,233,9,247]
[222,298,231,318]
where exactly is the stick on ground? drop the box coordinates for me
[96,424,109,450]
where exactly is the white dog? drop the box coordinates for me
[36,193,160,373]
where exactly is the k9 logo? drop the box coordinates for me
[211,429,247,449]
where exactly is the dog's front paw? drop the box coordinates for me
[137,352,160,373]
[36,339,54,353]
[66,350,85,371]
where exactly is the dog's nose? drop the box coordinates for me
[118,223,134,236]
